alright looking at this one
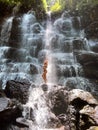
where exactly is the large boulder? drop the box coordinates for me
[48,87,69,116]
[69,89,98,106]
[5,80,31,104]
[76,51,98,78]
[69,89,98,130]
[0,97,22,125]
[76,51,98,66]
[80,105,98,124]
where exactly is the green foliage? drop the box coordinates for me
[41,0,66,13]
[0,0,98,14]
[76,0,98,10]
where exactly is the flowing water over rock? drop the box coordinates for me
[0,10,98,130]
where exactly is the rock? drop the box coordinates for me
[41,83,48,91]
[54,17,72,35]
[41,126,65,130]
[58,114,67,124]
[31,22,43,34]
[85,22,98,39]
[22,106,34,121]
[35,36,43,57]
[76,51,98,66]
[87,126,98,130]
[0,89,6,97]
[89,40,98,53]
[73,38,86,50]
[49,88,68,116]
[8,16,21,48]
[5,80,31,104]
[56,64,82,78]
[80,5,98,29]
[29,64,39,74]
[38,49,51,62]
[0,97,10,112]
[83,66,98,79]
[6,47,29,62]
[68,105,77,130]
[80,105,98,124]
[16,117,30,127]
[47,112,62,128]
[61,11,70,19]
[61,40,73,53]
[72,16,80,30]
[50,34,60,50]
[0,98,22,124]
[69,89,98,130]
[0,125,20,130]
[76,51,98,78]
[69,89,98,106]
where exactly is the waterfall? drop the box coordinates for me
[0,7,98,130]
[23,11,59,130]
[25,86,52,130]
[44,12,57,86]
[22,10,96,130]
[0,17,13,45]
[0,12,43,88]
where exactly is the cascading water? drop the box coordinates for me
[0,4,98,130]
[44,12,57,85]
[22,9,94,130]
[0,17,14,45]
[23,11,59,130]
[0,12,43,88]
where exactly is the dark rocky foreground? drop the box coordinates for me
[0,80,98,130]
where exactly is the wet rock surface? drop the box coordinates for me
[5,80,31,104]
[68,89,98,130]
[76,51,98,78]
[0,97,22,127]
[85,22,98,39]
[0,81,98,130]
[87,126,98,130]
[69,89,98,105]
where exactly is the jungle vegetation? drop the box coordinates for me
[0,0,98,17]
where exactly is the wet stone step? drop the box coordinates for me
[51,52,75,65]
[88,39,98,52]
[0,46,10,59]
[56,64,84,77]
[0,97,9,112]
[0,72,33,89]
[0,17,13,46]
[72,38,89,51]
[0,45,43,62]
[58,77,98,96]
[60,40,73,53]
[0,63,41,74]
[0,58,12,64]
